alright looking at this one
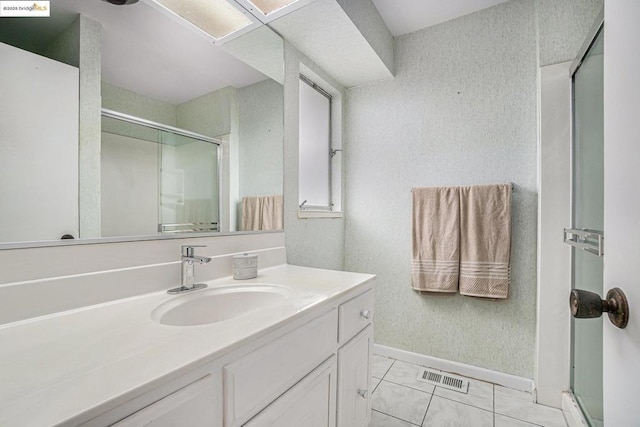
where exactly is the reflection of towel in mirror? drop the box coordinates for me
[241,195,284,231]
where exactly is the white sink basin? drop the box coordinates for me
[152,284,291,326]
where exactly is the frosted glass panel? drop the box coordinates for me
[160,131,219,232]
[571,29,604,427]
[299,78,330,208]
[101,131,160,237]
[100,115,220,237]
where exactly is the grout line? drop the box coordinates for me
[371,409,421,426]
[421,391,434,426]
[493,384,495,427]
[380,358,395,379]
[381,378,435,395]
[372,377,382,394]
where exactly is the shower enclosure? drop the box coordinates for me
[101,110,221,238]
[568,15,604,427]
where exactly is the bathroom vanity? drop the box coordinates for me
[0,264,375,427]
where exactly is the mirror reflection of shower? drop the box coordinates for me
[101,110,220,238]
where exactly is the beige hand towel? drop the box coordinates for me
[241,196,261,231]
[260,195,284,231]
[411,187,460,292]
[241,195,284,231]
[459,184,512,299]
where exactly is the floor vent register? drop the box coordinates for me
[416,368,469,394]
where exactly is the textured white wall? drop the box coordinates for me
[536,0,603,67]
[343,0,603,379]
[102,82,177,126]
[77,16,102,239]
[177,87,238,138]
[335,0,394,75]
[238,79,284,200]
[283,42,345,270]
[48,16,103,239]
[345,0,539,378]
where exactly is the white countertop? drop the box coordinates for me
[0,264,375,426]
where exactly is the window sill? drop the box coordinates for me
[297,210,343,219]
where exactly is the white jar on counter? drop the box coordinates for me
[232,253,258,280]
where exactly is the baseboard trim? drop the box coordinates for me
[562,392,589,427]
[374,344,534,393]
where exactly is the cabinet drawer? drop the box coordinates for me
[224,309,338,426]
[112,375,217,427]
[244,356,337,427]
[338,290,374,344]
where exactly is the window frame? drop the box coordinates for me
[298,74,334,212]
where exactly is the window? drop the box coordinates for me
[298,75,334,211]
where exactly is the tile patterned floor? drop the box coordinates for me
[369,355,568,427]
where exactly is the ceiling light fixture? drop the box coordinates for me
[102,0,139,5]
[233,0,311,24]
[152,0,254,40]
[246,0,298,15]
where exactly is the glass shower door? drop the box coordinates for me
[571,29,604,427]
[159,130,220,234]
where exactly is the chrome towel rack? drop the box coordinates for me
[159,222,219,233]
[563,228,604,256]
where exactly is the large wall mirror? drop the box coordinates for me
[0,0,284,248]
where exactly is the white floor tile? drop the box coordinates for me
[495,414,541,426]
[384,360,436,393]
[494,385,567,427]
[372,381,432,425]
[369,410,419,427]
[433,375,493,412]
[422,396,493,427]
[372,355,395,378]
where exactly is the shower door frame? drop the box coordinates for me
[101,108,223,235]
[568,9,604,426]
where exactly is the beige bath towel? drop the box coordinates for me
[241,195,284,231]
[459,184,512,299]
[411,187,460,292]
[260,195,283,230]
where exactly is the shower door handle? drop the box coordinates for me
[570,288,629,329]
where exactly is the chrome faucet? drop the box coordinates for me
[167,245,212,294]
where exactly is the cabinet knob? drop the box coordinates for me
[358,389,369,399]
[360,310,371,320]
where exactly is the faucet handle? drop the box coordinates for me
[181,245,206,257]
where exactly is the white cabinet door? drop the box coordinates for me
[244,356,337,427]
[113,375,218,427]
[337,325,373,427]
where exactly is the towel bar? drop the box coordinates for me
[410,182,514,192]
[158,222,219,233]
[563,228,604,256]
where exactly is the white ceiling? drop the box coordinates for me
[371,0,511,36]
[0,0,271,105]
[271,0,393,88]
[0,0,515,102]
